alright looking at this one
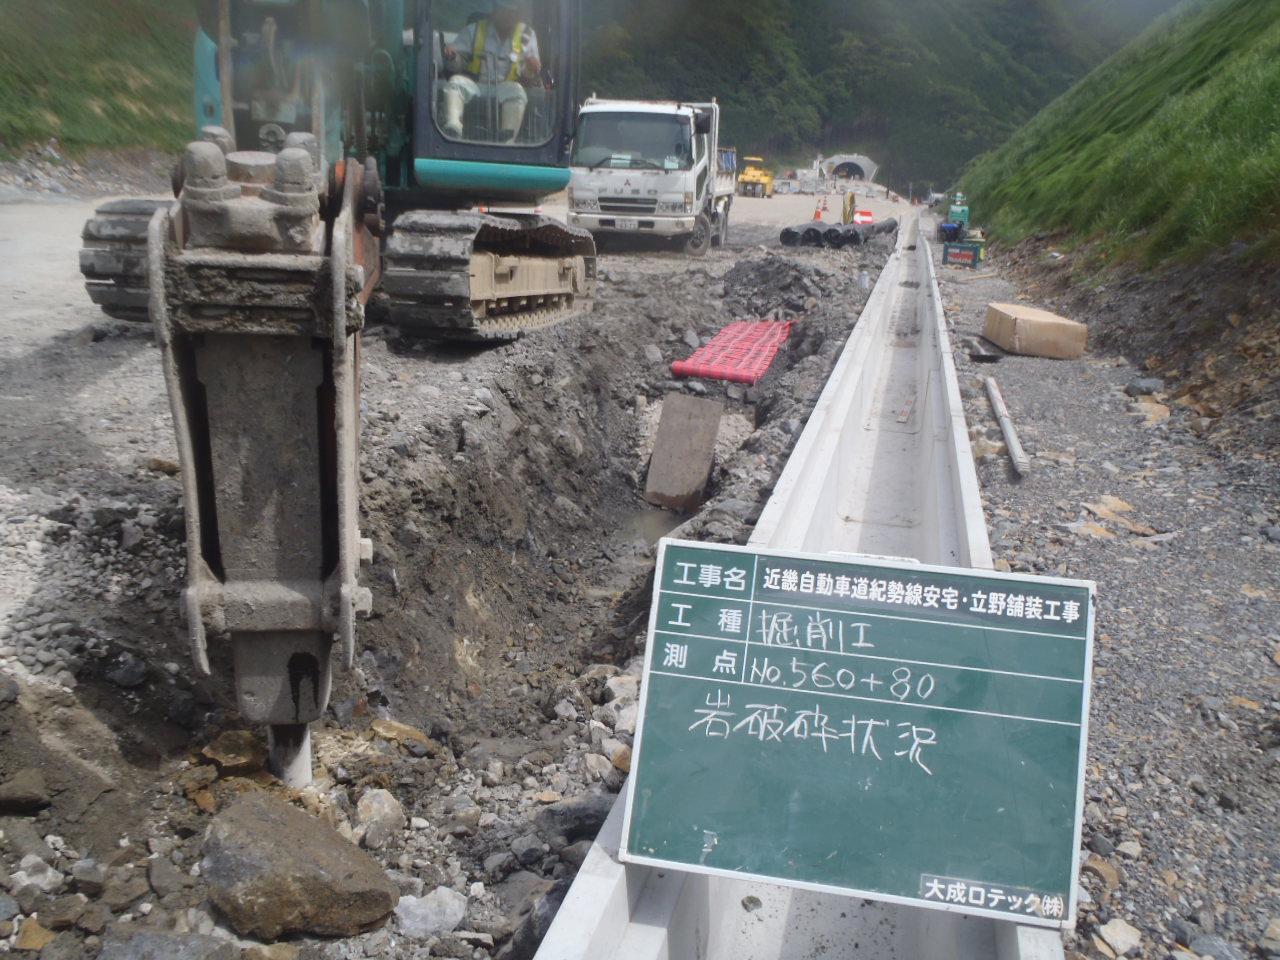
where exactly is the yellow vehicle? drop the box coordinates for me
[738,156,774,198]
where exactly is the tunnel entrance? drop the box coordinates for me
[820,153,879,183]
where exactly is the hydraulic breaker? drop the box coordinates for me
[149,130,376,786]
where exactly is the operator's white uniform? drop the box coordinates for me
[440,19,540,140]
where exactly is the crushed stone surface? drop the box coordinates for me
[937,248,1279,960]
[0,181,1275,960]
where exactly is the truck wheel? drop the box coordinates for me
[683,214,712,257]
[713,209,729,247]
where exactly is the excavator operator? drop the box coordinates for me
[440,0,542,142]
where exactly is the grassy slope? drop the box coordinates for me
[0,0,194,155]
[959,0,1280,264]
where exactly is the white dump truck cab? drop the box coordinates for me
[568,98,737,256]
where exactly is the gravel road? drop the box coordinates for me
[0,179,1275,960]
[937,254,1280,960]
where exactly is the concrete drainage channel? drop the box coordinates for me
[535,215,1064,960]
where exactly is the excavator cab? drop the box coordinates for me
[413,0,580,202]
[189,0,582,204]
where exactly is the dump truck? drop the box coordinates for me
[76,0,595,785]
[737,155,774,198]
[566,98,737,255]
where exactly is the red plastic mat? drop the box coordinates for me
[671,320,793,385]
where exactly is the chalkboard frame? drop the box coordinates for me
[620,538,1096,929]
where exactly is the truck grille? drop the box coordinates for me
[599,197,657,215]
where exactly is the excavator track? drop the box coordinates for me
[382,211,596,341]
[79,198,171,323]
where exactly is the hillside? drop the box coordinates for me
[956,0,1280,449]
[580,0,1180,189]
[959,0,1280,264]
[0,0,194,156]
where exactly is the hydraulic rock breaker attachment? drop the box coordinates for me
[150,136,376,785]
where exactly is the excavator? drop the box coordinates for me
[76,0,595,785]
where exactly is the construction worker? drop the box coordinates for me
[440,0,542,142]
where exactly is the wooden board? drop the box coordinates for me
[644,394,723,513]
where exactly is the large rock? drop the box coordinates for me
[70,859,106,897]
[535,793,614,843]
[8,854,63,893]
[97,926,239,960]
[0,767,50,814]
[201,792,398,938]
[1098,917,1142,956]
[13,917,56,951]
[497,877,571,960]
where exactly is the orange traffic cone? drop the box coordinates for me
[812,202,822,221]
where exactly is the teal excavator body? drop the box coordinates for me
[85,0,595,340]
[76,0,595,787]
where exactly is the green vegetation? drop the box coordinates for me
[0,0,1178,194]
[581,0,1178,190]
[0,0,194,156]
[959,0,1280,264]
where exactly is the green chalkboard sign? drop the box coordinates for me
[620,539,1096,928]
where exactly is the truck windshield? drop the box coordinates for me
[572,113,692,170]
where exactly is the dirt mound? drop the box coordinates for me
[723,251,861,319]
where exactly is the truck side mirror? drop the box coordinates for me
[694,111,712,135]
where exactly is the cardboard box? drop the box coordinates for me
[982,302,1087,360]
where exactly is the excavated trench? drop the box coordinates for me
[0,210,895,958]
[351,236,890,742]
[308,231,893,952]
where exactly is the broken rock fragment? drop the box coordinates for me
[201,792,398,938]
[0,767,51,814]
[355,787,406,850]
[97,926,239,960]
[394,885,468,939]
[200,730,268,776]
